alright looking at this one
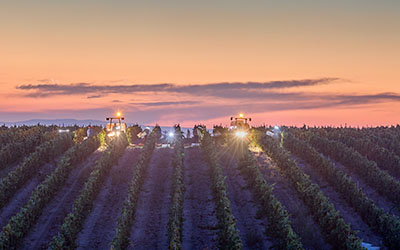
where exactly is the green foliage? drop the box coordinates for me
[167,126,185,250]
[283,131,400,249]
[252,129,362,250]
[0,128,58,168]
[0,125,53,145]
[73,127,87,143]
[238,150,304,250]
[126,125,142,144]
[199,128,242,250]
[97,130,106,147]
[49,135,128,249]
[111,126,160,250]
[305,131,400,207]
[311,128,400,178]
[0,136,100,249]
[0,133,74,209]
[213,125,228,146]
[193,124,205,142]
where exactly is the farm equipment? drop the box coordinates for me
[137,127,151,139]
[106,112,126,137]
[266,125,282,140]
[229,113,251,139]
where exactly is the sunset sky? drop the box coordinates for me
[1,0,399,127]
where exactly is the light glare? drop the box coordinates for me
[235,130,247,138]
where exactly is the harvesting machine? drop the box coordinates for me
[106,112,126,137]
[229,113,251,139]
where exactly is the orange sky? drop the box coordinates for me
[1,1,399,126]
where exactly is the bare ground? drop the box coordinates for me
[128,148,173,250]
[254,152,332,250]
[219,152,274,250]
[75,147,141,249]
[0,158,61,229]
[291,154,385,249]
[20,148,104,250]
[182,147,219,250]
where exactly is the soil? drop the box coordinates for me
[128,148,173,250]
[291,154,385,249]
[76,146,141,249]
[182,147,219,250]
[219,151,274,250]
[254,151,332,250]
[20,148,104,250]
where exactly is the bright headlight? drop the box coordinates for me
[235,131,247,138]
[108,132,115,137]
[168,132,174,137]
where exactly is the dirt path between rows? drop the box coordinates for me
[254,152,332,250]
[219,152,274,250]
[128,147,173,250]
[0,158,61,229]
[21,149,104,250]
[291,155,385,249]
[76,147,141,249]
[182,147,219,250]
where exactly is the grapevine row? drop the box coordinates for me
[0,129,57,168]
[49,134,128,249]
[0,133,103,249]
[0,133,74,208]
[111,126,160,250]
[283,132,400,249]
[238,149,304,250]
[199,129,242,250]
[306,126,400,158]
[309,127,400,178]
[167,126,185,250]
[305,131,400,207]
[252,129,362,249]
[0,125,52,146]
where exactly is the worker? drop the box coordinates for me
[87,126,94,137]
[186,129,191,139]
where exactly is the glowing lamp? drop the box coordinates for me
[235,130,247,138]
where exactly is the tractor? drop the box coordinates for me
[229,113,251,139]
[106,112,127,137]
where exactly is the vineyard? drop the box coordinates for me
[0,124,399,249]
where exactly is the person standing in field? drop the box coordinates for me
[87,126,94,137]
[186,129,191,139]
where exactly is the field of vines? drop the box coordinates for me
[0,124,399,249]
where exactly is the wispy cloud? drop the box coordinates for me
[87,95,102,99]
[1,92,399,125]
[122,93,400,123]
[16,78,339,98]
[12,78,400,124]
[129,101,200,106]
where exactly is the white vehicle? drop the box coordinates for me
[266,125,281,140]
